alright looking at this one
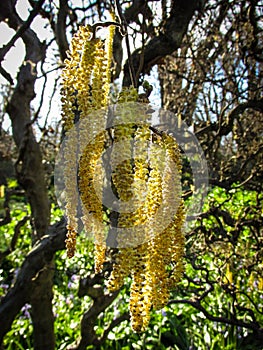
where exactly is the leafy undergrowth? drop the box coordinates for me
[0,185,262,350]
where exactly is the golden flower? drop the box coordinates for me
[61,24,113,260]
[62,22,186,332]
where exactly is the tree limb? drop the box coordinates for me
[77,291,119,350]
[97,312,130,345]
[0,218,67,344]
[56,0,69,62]
[0,0,45,66]
[168,298,263,335]
[123,0,204,86]
[0,215,29,263]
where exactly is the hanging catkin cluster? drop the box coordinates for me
[61,24,114,261]
[61,24,185,333]
[106,129,185,332]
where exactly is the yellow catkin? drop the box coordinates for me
[62,23,186,332]
[61,26,93,130]
[129,246,151,332]
[79,132,106,272]
[61,28,94,257]
[77,28,112,271]
[61,26,94,257]
[106,109,185,332]
[118,129,185,331]
[63,128,79,258]
[106,248,137,292]
[61,25,113,262]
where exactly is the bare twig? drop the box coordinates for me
[0,0,45,63]
[122,0,201,86]
[98,312,130,344]
[0,215,30,264]
[0,65,13,85]
[0,188,11,227]
[115,0,137,87]
[168,298,263,334]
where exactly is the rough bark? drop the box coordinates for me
[56,0,69,62]
[3,0,49,240]
[1,1,54,349]
[123,0,205,86]
[77,292,119,349]
[0,219,66,344]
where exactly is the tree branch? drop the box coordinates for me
[4,3,48,240]
[56,0,69,62]
[0,65,13,85]
[75,266,122,349]
[0,215,29,263]
[168,298,263,334]
[0,218,67,344]
[196,98,263,138]
[77,291,119,350]
[0,0,45,70]
[123,0,204,86]
[98,312,130,345]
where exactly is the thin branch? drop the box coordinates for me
[168,298,263,333]
[196,98,263,138]
[32,60,47,122]
[0,65,14,85]
[0,215,30,263]
[115,0,137,88]
[122,0,201,86]
[0,188,11,227]
[215,98,263,137]
[98,312,130,345]
[0,0,45,64]
[36,64,63,79]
